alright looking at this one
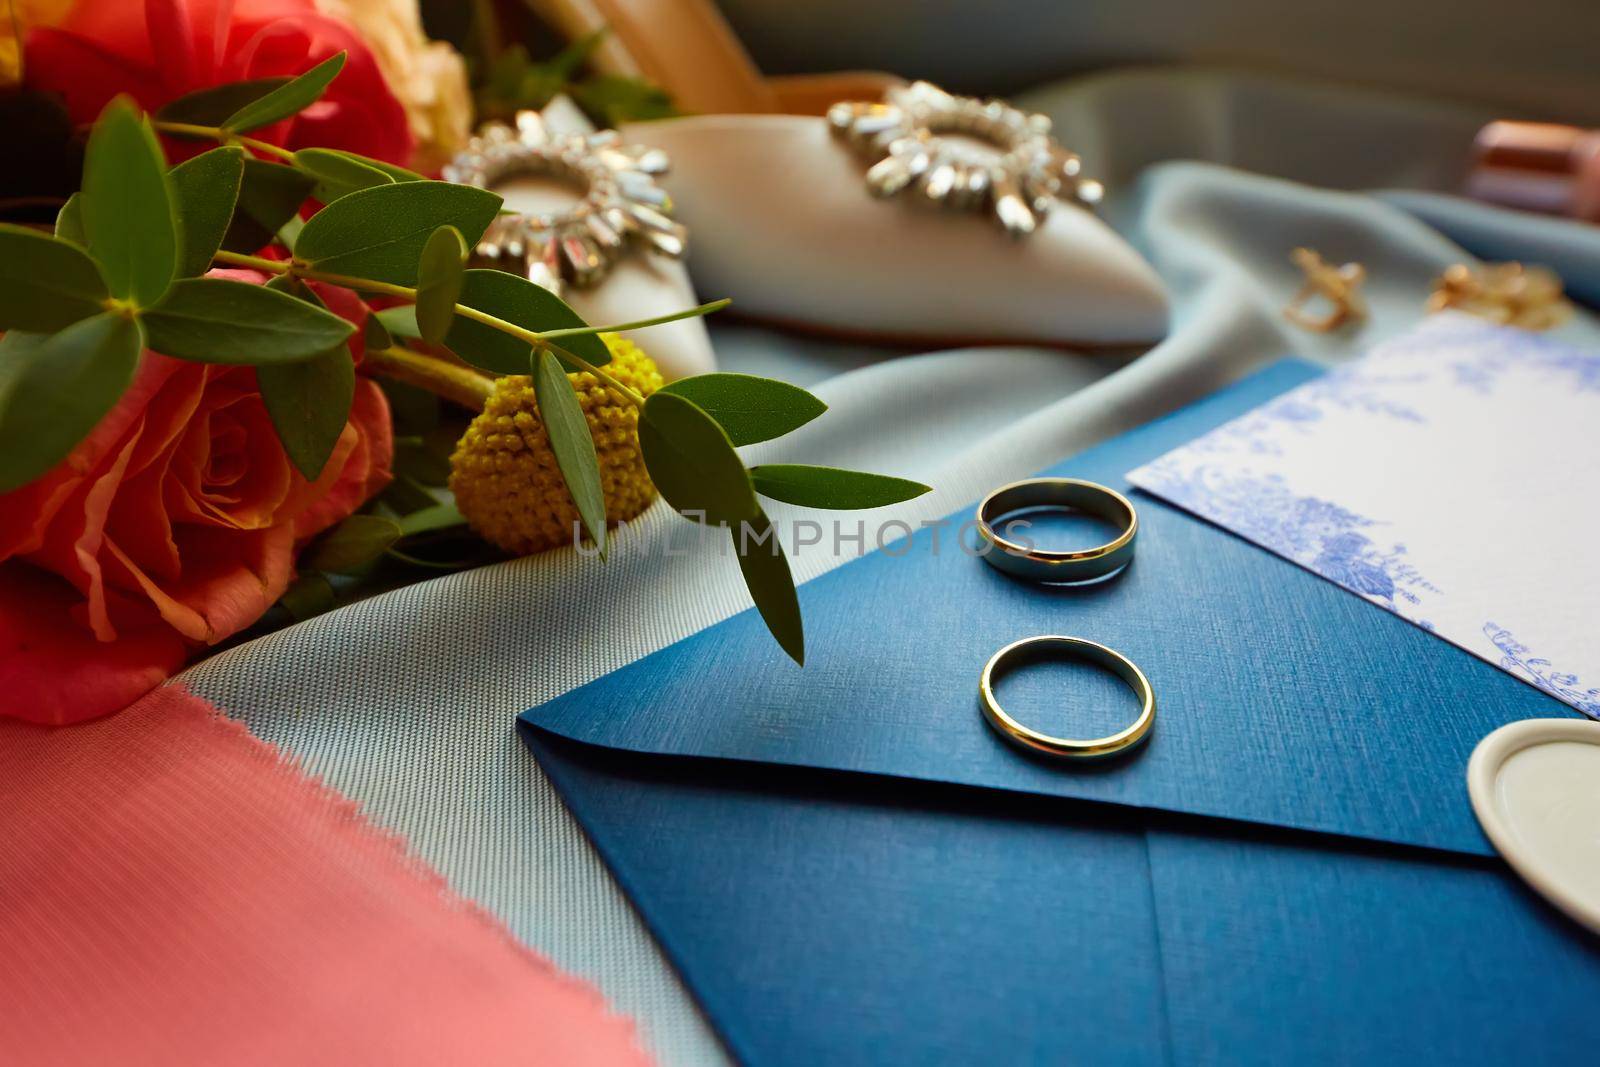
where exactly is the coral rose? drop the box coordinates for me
[311,0,472,172]
[24,0,414,165]
[0,270,392,726]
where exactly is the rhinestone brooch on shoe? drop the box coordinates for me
[443,109,686,295]
[828,80,1103,237]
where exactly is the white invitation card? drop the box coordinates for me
[1129,313,1600,719]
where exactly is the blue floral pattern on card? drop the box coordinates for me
[1362,310,1600,393]
[1133,465,1438,610]
[1129,314,1599,721]
[1484,624,1600,717]
[1181,366,1428,459]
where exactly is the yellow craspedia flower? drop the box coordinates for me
[449,333,663,555]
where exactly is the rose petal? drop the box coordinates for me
[104,361,209,583]
[163,373,294,530]
[74,434,146,641]
[0,355,183,562]
[146,0,199,97]
[23,425,144,641]
[103,519,293,643]
[111,522,294,642]
[305,279,370,365]
[0,474,82,565]
[288,84,412,166]
[0,563,186,726]
[22,28,167,117]
[102,535,211,641]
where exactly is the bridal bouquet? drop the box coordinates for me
[0,0,926,725]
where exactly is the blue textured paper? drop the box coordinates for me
[1148,827,1600,1065]
[523,360,1583,857]
[523,729,1600,1065]
[525,731,1170,1066]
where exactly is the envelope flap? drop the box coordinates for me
[523,361,1575,856]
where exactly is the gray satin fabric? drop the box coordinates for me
[1380,189,1600,307]
[183,68,1598,1065]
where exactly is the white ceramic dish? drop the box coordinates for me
[1467,717,1600,934]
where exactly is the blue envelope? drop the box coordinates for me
[520,361,1600,1065]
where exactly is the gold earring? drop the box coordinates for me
[1428,262,1571,331]
[1284,248,1367,332]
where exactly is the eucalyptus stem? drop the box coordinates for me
[181,114,719,408]
[208,250,659,406]
[365,346,494,409]
[214,250,291,273]
[151,120,296,161]
[539,299,731,340]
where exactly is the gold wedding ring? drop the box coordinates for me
[976,478,1137,584]
[979,636,1155,759]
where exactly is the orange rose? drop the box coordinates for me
[24,0,415,165]
[0,270,392,726]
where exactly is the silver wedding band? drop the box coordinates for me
[975,478,1137,585]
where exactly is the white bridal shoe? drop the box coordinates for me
[455,91,1168,370]
[624,113,1169,349]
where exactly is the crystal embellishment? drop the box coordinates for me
[828,81,1103,237]
[442,110,686,295]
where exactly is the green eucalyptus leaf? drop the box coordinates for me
[732,510,804,665]
[534,348,608,555]
[168,146,245,276]
[82,97,178,306]
[395,502,466,536]
[444,269,609,374]
[223,52,346,133]
[55,194,85,246]
[637,391,758,526]
[223,159,314,253]
[0,315,142,493]
[303,513,401,574]
[380,377,439,434]
[142,277,354,364]
[363,313,393,351]
[255,270,353,479]
[571,75,678,127]
[374,304,422,338]
[0,223,109,332]
[257,346,355,479]
[253,276,352,476]
[157,78,291,126]
[325,151,423,183]
[477,45,562,120]
[748,464,931,510]
[394,434,453,486]
[659,373,827,446]
[550,30,607,78]
[381,473,440,515]
[278,571,336,621]
[277,213,305,252]
[295,181,500,286]
[254,275,355,476]
[415,225,466,344]
[293,146,393,203]
[264,272,313,299]
[392,422,460,488]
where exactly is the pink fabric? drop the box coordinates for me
[0,684,652,1066]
